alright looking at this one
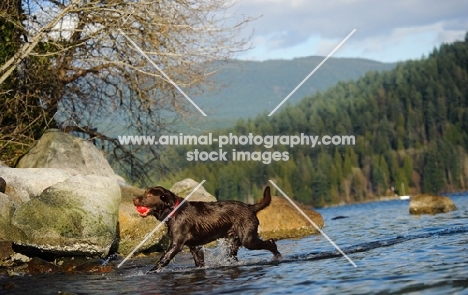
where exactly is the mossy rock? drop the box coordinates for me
[257,196,324,240]
[11,175,121,257]
[409,194,457,215]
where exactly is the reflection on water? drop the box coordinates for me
[1,194,468,294]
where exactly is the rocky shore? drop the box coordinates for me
[0,130,325,276]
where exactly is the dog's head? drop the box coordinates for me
[133,186,179,221]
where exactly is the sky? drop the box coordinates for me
[229,0,468,63]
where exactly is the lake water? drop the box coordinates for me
[2,194,468,294]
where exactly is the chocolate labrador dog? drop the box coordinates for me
[133,186,281,272]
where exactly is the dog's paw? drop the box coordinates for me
[273,253,282,261]
[146,266,163,274]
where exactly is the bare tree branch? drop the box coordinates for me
[1,0,253,183]
[0,0,83,84]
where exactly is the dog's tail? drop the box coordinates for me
[250,186,272,213]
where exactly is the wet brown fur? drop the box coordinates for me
[133,186,281,272]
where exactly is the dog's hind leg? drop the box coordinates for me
[189,246,205,267]
[240,231,281,259]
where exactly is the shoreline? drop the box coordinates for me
[317,189,468,209]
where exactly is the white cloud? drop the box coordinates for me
[232,0,468,62]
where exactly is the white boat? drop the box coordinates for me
[399,183,411,200]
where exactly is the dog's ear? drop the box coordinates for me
[167,190,177,199]
[155,187,177,204]
[147,187,162,197]
[165,190,178,205]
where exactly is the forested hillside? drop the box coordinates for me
[192,57,395,130]
[161,34,468,207]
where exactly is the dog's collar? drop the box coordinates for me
[168,198,180,219]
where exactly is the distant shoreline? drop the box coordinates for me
[319,190,468,209]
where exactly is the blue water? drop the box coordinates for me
[2,194,468,294]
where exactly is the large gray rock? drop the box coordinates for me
[409,194,457,215]
[16,129,125,184]
[0,167,72,205]
[170,178,216,202]
[11,175,121,257]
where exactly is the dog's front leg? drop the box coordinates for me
[148,243,183,273]
[189,246,205,267]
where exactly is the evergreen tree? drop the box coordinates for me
[422,145,445,193]
[166,34,468,205]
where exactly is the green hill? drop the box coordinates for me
[190,57,395,130]
[93,57,395,135]
[161,34,468,207]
